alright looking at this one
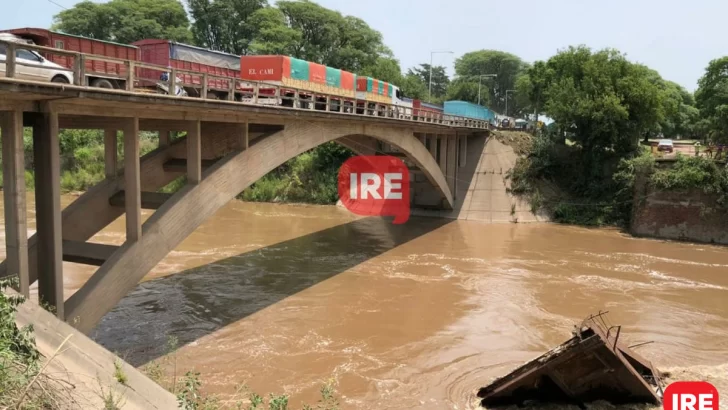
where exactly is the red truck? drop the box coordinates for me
[1,27,138,89]
[133,39,246,99]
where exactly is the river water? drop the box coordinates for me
[4,194,728,409]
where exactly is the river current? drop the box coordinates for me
[3,194,727,409]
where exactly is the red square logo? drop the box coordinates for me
[664,381,719,410]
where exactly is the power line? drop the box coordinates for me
[45,0,67,10]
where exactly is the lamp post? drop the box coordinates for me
[477,74,497,106]
[429,50,453,102]
[505,89,516,116]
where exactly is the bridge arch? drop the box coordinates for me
[64,120,453,332]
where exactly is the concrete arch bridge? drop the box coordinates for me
[0,78,488,332]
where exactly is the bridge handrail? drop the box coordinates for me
[0,38,489,130]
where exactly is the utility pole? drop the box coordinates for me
[429,51,453,102]
[477,74,497,106]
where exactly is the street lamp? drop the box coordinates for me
[477,74,497,106]
[429,50,453,102]
[505,89,516,116]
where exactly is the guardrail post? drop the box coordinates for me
[253,83,259,104]
[228,78,235,101]
[126,60,135,91]
[325,96,330,112]
[73,53,83,86]
[202,73,208,99]
[274,86,280,105]
[6,43,16,78]
[168,68,177,96]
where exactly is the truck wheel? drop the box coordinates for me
[51,75,70,84]
[91,78,115,89]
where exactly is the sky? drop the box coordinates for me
[2,0,726,91]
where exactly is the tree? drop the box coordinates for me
[660,81,700,140]
[532,45,666,188]
[274,1,387,72]
[248,7,301,56]
[187,0,267,55]
[53,0,192,44]
[361,57,403,85]
[451,50,529,114]
[696,57,728,143]
[407,64,449,101]
[400,73,428,100]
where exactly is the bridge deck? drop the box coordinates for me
[0,78,483,133]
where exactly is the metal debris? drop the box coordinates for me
[477,311,665,408]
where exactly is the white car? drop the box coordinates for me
[0,34,73,84]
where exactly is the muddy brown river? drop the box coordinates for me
[4,194,728,409]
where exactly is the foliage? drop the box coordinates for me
[240,142,353,204]
[0,278,57,409]
[649,154,728,207]
[248,6,301,56]
[406,64,450,101]
[695,56,728,143]
[361,57,404,86]
[53,0,192,44]
[400,73,429,101]
[187,0,267,55]
[659,81,700,140]
[450,50,529,114]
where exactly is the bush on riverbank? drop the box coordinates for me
[239,142,353,204]
[0,128,159,193]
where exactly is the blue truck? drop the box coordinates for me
[443,100,496,122]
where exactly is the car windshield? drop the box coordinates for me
[659,140,672,145]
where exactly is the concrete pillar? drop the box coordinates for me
[459,134,467,167]
[104,129,117,178]
[187,120,201,184]
[123,118,141,242]
[428,134,437,161]
[438,135,447,176]
[158,129,170,148]
[417,134,426,146]
[447,135,457,198]
[32,108,63,318]
[1,110,30,297]
[239,122,249,150]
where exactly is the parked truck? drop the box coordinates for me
[1,27,138,89]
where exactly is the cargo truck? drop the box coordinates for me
[239,55,410,115]
[133,39,242,99]
[444,100,495,122]
[1,27,138,89]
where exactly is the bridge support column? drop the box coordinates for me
[158,128,170,148]
[187,120,201,184]
[123,118,141,242]
[1,110,30,297]
[32,107,64,318]
[104,129,117,179]
[438,135,447,176]
[428,134,437,161]
[459,134,467,167]
[239,122,249,150]
[447,135,457,199]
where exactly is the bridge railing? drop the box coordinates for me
[0,38,490,130]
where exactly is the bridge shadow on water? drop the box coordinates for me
[91,215,452,367]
